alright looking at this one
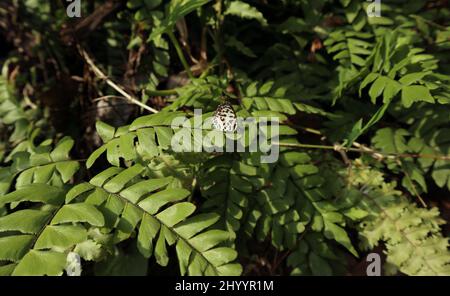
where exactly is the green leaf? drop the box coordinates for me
[86,145,107,169]
[0,235,33,261]
[96,121,116,142]
[50,137,74,161]
[136,128,159,158]
[368,76,388,103]
[432,159,450,188]
[138,188,190,215]
[12,250,66,276]
[56,161,79,183]
[203,247,238,266]
[401,85,435,107]
[174,213,221,239]
[103,164,145,193]
[90,167,123,187]
[0,264,16,276]
[383,80,402,102]
[372,128,409,153]
[399,72,429,85]
[175,239,192,275]
[66,183,95,203]
[347,100,392,146]
[137,213,160,258]
[225,1,267,26]
[119,133,137,161]
[217,263,243,276]
[359,73,378,96]
[0,209,52,234]
[155,227,169,266]
[51,203,105,227]
[114,204,142,242]
[189,229,230,252]
[120,177,173,203]
[34,225,87,250]
[155,202,196,227]
[0,184,64,207]
[323,221,358,257]
[148,0,212,41]
[154,127,173,149]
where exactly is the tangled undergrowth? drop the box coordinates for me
[0,0,449,276]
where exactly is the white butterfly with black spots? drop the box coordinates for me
[212,101,237,132]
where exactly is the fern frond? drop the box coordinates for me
[346,165,450,275]
[200,154,258,237]
[148,0,213,42]
[0,137,79,195]
[372,125,450,192]
[324,30,373,68]
[0,184,104,275]
[67,165,242,275]
[356,31,449,107]
[287,232,347,275]
[0,73,53,160]
[224,1,267,26]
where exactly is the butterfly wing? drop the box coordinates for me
[212,102,237,132]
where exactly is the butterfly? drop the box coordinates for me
[212,101,237,132]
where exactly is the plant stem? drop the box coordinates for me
[146,89,178,96]
[79,47,159,113]
[275,142,338,150]
[168,31,194,80]
[214,0,224,74]
[274,141,450,161]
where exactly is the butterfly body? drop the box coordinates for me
[212,101,237,132]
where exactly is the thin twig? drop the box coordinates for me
[293,125,450,161]
[78,46,159,113]
[168,31,194,80]
[214,0,225,74]
[352,141,450,161]
[274,141,450,161]
[92,95,127,102]
[334,142,351,165]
